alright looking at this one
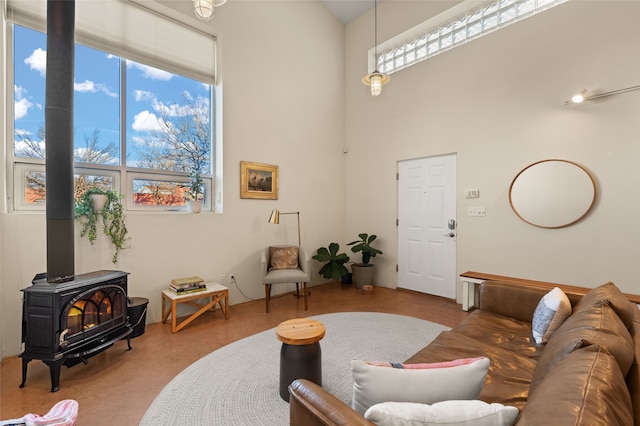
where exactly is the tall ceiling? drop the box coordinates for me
[320,0,375,24]
[151,0,375,25]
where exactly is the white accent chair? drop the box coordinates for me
[261,246,310,313]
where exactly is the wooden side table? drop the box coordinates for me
[276,317,325,402]
[161,283,229,333]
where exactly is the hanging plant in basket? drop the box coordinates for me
[75,187,129,263]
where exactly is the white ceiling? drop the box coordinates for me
[320,0,375,24]
[151,0,374,25]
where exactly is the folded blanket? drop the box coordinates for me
[0,400,78,426]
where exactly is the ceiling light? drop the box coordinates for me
[565,85,640,105]
[193,0,227,21]
[571,91,585,104]
[362,72,390,97]
[362,0,390,97]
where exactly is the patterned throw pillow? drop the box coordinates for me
[269,246,299,270]
[532,287,572,345]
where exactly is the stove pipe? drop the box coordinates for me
[45,0,75,282]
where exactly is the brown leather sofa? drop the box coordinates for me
[289,281,640,425]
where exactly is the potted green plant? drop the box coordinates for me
[186,169,204,213]
[75,187,129,263]
[312,243,351,284]
[347,233,383,288]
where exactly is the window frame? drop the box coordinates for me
[126,170,213,212]
[9,22,218,214]
[373,0,568,76]
[13,162,122,212]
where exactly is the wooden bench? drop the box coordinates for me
[459,271,640,311]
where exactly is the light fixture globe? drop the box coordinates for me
[363,0,389,97]
[362,71,390,97]
[193,0,227,21]
[571,91,586,104]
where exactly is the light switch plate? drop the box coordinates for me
[464,189,480,199]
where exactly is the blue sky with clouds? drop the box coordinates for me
[14,24,210,168]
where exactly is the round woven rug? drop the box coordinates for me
[140,312,449,425]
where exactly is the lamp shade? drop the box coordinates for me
[268,209,280,224]
[193,0,227,21]
[362,71,390,97]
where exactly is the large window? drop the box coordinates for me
[375,0,568,75]
[12,24,214,212]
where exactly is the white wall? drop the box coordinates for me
[0,0,346,357]
[345,1,640,296]
[3,0,639,358]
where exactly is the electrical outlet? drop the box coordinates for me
[468,207,486,217]
[218,274,225,284]
[229,273,236,282]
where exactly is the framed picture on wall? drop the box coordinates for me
[240,161,279,199]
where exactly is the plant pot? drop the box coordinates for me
[351,264,374,289]
[188,200,203,214]
[341,272,353,286]
[91,194,108,212]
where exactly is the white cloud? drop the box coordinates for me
[75,80,96,92]
[130,136,147,146]
[131,110,163,132]
[134,90,155,102]
[14,138,45,152]
[15,98,33,120]
[15,128,32,139]
[15,85,27,99]
[24,48,47,77]
[74,80,118,98]
[98,84,118,98]
[151,95,209,119]
[129,62,173,81]
[152,99,189,117]
[14,85,34,120]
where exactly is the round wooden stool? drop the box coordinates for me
[276,317,325,402]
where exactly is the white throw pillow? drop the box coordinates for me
[351,357,490,415]
[531,287,572,344]
[364,400,519,426]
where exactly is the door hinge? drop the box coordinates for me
[396,218,399,226]
[396,172,399,180]
[396,264,399,272]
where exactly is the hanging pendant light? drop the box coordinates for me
[362,0,390,97]
[193,0,227,21]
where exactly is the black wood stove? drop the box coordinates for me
[18,0,134,393]
[20,270,132,392]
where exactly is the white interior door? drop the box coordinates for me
[398,154,456,299]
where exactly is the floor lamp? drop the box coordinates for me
[268,209,307,298]
[268,209,301,246]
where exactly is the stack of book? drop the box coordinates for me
[170,276,207,295]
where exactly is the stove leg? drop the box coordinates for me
[126,335,132,351]
[44,360,62,392]
[19,357,30,388]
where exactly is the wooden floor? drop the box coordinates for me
[0,282,469,425]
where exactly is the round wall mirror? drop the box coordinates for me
[509,159,596,228]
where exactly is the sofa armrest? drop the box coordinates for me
[289,379,375,426]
